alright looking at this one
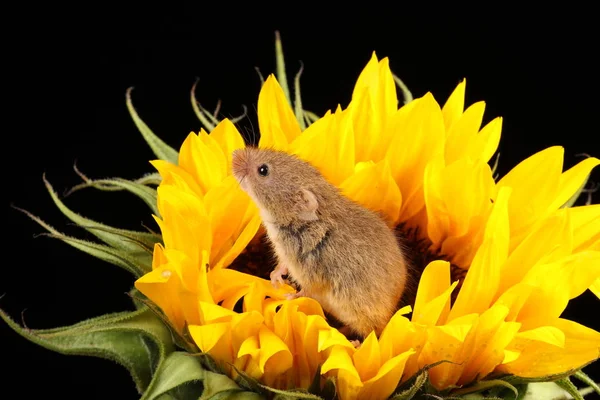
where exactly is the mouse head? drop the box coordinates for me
[232,147,324,223]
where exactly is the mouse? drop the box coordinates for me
[231,147,408,343]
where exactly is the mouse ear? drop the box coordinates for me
[297,188,319,221]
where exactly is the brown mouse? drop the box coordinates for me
[232,147,408,342]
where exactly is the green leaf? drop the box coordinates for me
[451,379,519,398]
[140,351,246,400]
[44,174,160,252]
[555,378,585,400]
[390,370,428,399]
[14,206,150,277]
[392,73,414,105]
[126,87,179,164]
[274,30,292,106]
[293,61,306,130]
[573,370,600,395]
[191,80,217,131]
[0,307,174,394]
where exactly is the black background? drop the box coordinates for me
[4,7,599,399]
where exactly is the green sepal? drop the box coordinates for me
[562,173,592,208]
[450,380,518,398]
[390,369,428,399]
[573,370,600,395]
[44,174,161,252]
[274,31,291,107]
[491,152,501,178]
[392,73,414,105]
[141,351,246,400]
[555,378,584,400]
[0,307,174,394]
[228,363,269,396]
[304,110,320,124]
[15,206,150,277]
[304,364,336,400]
[293,61,306,130]
[130,290,199,354]
[65,176,160,217]
[126,87,179,164]
[191,80,218,131]
[259,385,323,399]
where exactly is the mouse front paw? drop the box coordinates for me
[285,288,306,300]
[270,263,289,288]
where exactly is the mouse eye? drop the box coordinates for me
[257,164,269,177]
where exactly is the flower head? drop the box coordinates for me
[134,53,600,399]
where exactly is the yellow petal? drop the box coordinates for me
[441,79,466,131]
[458,305,521,384]
[590,277,600,299]
[444,101,485,164]
[475,116,503,164]
[203,176,261,268]
[379,308,417,360]
[257,74,301,151]
[352,332,381,381]
[497,212,573,297]
[209,118,246,174]
[387,93,446,222]
[258,325,293,384]
[339,159,402,226]
[178,131,227,194]
[360,349,415,400]
[291,108,356,186]
[412,260,457,326]
[516,251,600,329]
[499,318,600,377]
[322,345,363,400]
[198,301,237,324]
[231,311,264,351]
[567,204,600,253]
[497,146,563,245]
[189,322,234,366]
[548,156,600,210]
[425,157,496,266]
[494,283,534,322]
[351,53,398,162]
[419,324,467,390]
[134,265,186,332]
[448,186,510,321]
[155,186,212,265]
[151,159,205,199]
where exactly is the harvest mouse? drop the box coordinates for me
[232,147,408,342]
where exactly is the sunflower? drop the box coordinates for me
[133,53,600,399]
[4,37,599,400]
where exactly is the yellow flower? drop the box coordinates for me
[134,52,600,399]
